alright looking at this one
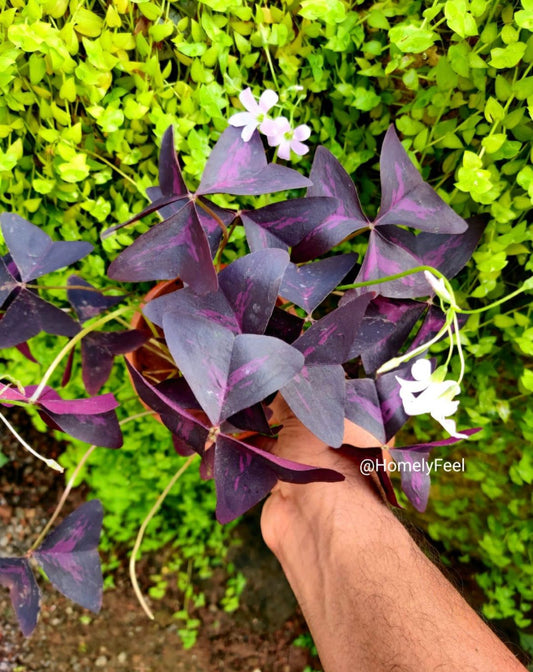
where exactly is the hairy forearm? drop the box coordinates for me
[262,476,526,672]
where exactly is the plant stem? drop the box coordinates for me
[29,305,131,403]
[129,454,198,620]
[27,411,154,553]
[0,409,63,472]
[196,197,230,269]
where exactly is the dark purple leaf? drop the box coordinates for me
[0,557,40,637]
[281,364,346,446]
[218,250,290,334]
[344,378,386,444]
[264,307,304,344]
[143,285,239,333]
[375,363,417,441]
[225,402,273,436]
[0,290,79,348]
[291,146,369,261]
[67,276,124,322]
[126,360,208,454]
[158,125,188,199]
[214,433,343,523]
[81,330,147,395]
[279,254,357,314]
[388,428,481,511]
[162,313,305,425]
[15,341,37,363]
[107,202,217,295]
[342,296,426,373]
[198,127,311,196]
[241,197,338,253]
[196,200,234,258]
[292,293,373,365]
[33,500,103,613]
[375,126,467,234]
[0,256,17,308]
[354,229,429,299]
[0,213,93,282]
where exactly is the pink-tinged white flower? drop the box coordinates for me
[262,116,311,160]
[396,359,468,439]
[228,88,279,142]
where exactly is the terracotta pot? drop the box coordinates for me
[126,278,183,385]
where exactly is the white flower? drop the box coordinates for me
[262,116,311,160]
[228,88,278,142]
[424,271,456,307]
[396,359,468,439]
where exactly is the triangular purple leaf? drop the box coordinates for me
[107,202,217,294]
[375,127,467,234]
[67,276,124,323]
[279,254,357,314]
[0,557,40,637]
[33,500,103,613]
[281,364,346,446]
[292,293,373,365]
[0,213,93,282]
[0,256,18,308]
[126,360,208,455]
[158,125,188,199]
[198,127,311,196]
[0,289,79,348]
[344,378,386,444]
[264,307,304,344]
[342,296,426,373]
[81,330,147,395]
[214,433,344,523]
[218,250,290,334]
[291,146,369,261]
[162,313,305,425]
[241,197,338,253]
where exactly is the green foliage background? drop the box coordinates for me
[0,0,532,651]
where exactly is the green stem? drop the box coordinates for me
[458,280,532,315]
[129,453,198,620]
[29,305,132,403]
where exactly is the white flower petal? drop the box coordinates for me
[258,89,278,112]
[240,123,257,142]
[228,111,256,128]
[293,124,311,141]
[290,140,309,156]
[395,375,429,394]
[411,358,432,381]
[433,416,469,439]
[258,117,279,136]
[239,88,260,114]
[277,140,292,160]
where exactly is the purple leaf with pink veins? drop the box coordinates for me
[34,500,104,613]
[0,558,40,637]
[126,360,208,455]
[388,429,481,511]
[0,213,93,282]
[0,289,79,348]
[291,146,369,261]
[107,202,217,294]
[375,126,467,234]
[162,312,305,425]
[0,385,123,448]
[281,364,346,446]
[280,293,373,445]
[240,197,338,253]
[214,433,344,523]
[218,250,290,334]
[341,296,425,373]
[354,229,430,299]
[198,127,311,195]
[344,378,386,444]
[279,253,357,314]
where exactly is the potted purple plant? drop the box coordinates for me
[2,88,520,635]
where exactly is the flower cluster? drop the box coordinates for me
[228,88,310,160]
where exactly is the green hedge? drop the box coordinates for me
[1,0,532,646]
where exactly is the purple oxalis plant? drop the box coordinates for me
[0,119,485,635]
